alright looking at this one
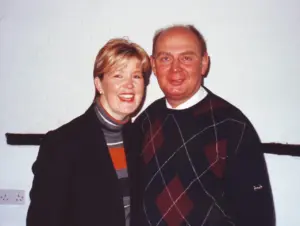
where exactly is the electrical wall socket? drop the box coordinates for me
[0,189,25,205]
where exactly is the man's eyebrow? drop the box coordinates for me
[180,51,197,55]
[155,52,171,57]
[155,51,198,57]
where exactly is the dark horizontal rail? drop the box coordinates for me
[6,133,44,145]
[262,143,300,157]
[5,133,300,157]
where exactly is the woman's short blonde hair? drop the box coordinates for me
[93,38,151,97]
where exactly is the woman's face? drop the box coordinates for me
[95,57,145,120]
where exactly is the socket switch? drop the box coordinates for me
[0,189,25,205]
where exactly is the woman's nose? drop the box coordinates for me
[125,78,134,89]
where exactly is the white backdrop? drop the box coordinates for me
[0,0,299,225]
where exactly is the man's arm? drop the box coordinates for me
[26,132,72,226]
[225,123,276,226]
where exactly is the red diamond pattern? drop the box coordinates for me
[143,119,163,164]
[204,139,227,178]
[156,176,193,226]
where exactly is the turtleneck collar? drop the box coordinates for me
[94,99,129,132]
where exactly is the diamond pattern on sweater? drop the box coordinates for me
[143,119,164,164]
[156,176,193,226]
[193,97,228,116]
[204,139,228,178]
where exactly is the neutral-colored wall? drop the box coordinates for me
[0,0,299,225]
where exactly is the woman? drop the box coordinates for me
[26,38,151,226]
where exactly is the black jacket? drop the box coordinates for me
[26,105,138,226]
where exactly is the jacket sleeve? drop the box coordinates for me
[26,132,73,226]
[129,119,146,226]
[225,123,276,226]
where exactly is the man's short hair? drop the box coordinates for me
[152,24,207,56]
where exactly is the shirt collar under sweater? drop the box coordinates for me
[166,86,208,110]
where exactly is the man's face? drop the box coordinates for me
[151,28,208,108]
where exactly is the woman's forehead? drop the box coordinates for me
[110,57,142,71]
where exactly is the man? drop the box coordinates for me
[131,25,275,226]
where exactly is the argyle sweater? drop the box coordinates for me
[132,89,275,226]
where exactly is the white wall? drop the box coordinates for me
[0,0,299,225]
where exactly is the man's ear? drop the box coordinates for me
[201,53,210,77]
[94,77,103,94]
[150,56,157,76]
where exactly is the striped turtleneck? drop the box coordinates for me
[94,101,130,225]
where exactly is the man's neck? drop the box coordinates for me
[166,86,208,110]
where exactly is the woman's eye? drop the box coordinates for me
[133,74,142,79]
[113,74,122,78]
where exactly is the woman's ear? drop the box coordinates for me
[94,77,103,94]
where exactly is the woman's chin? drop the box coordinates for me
[119,105,139,116]
[122,108,137,115]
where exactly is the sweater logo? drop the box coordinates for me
[253,184,263,191]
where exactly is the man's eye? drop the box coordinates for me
[160,56,170,62]
[183,55,193,61]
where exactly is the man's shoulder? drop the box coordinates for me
[146,97,166,112]
[206,88,248,120]
[206,88,259,137]
[135,97,165,123]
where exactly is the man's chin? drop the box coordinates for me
[165,92,185,100]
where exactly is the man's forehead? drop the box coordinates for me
[161,26,191,36]
[156,30,200,50]
[155,40,201,56]
[159,27,196,41]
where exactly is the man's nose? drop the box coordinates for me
[171,58,182,72]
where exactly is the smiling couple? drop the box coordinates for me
[26,24,275,226]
